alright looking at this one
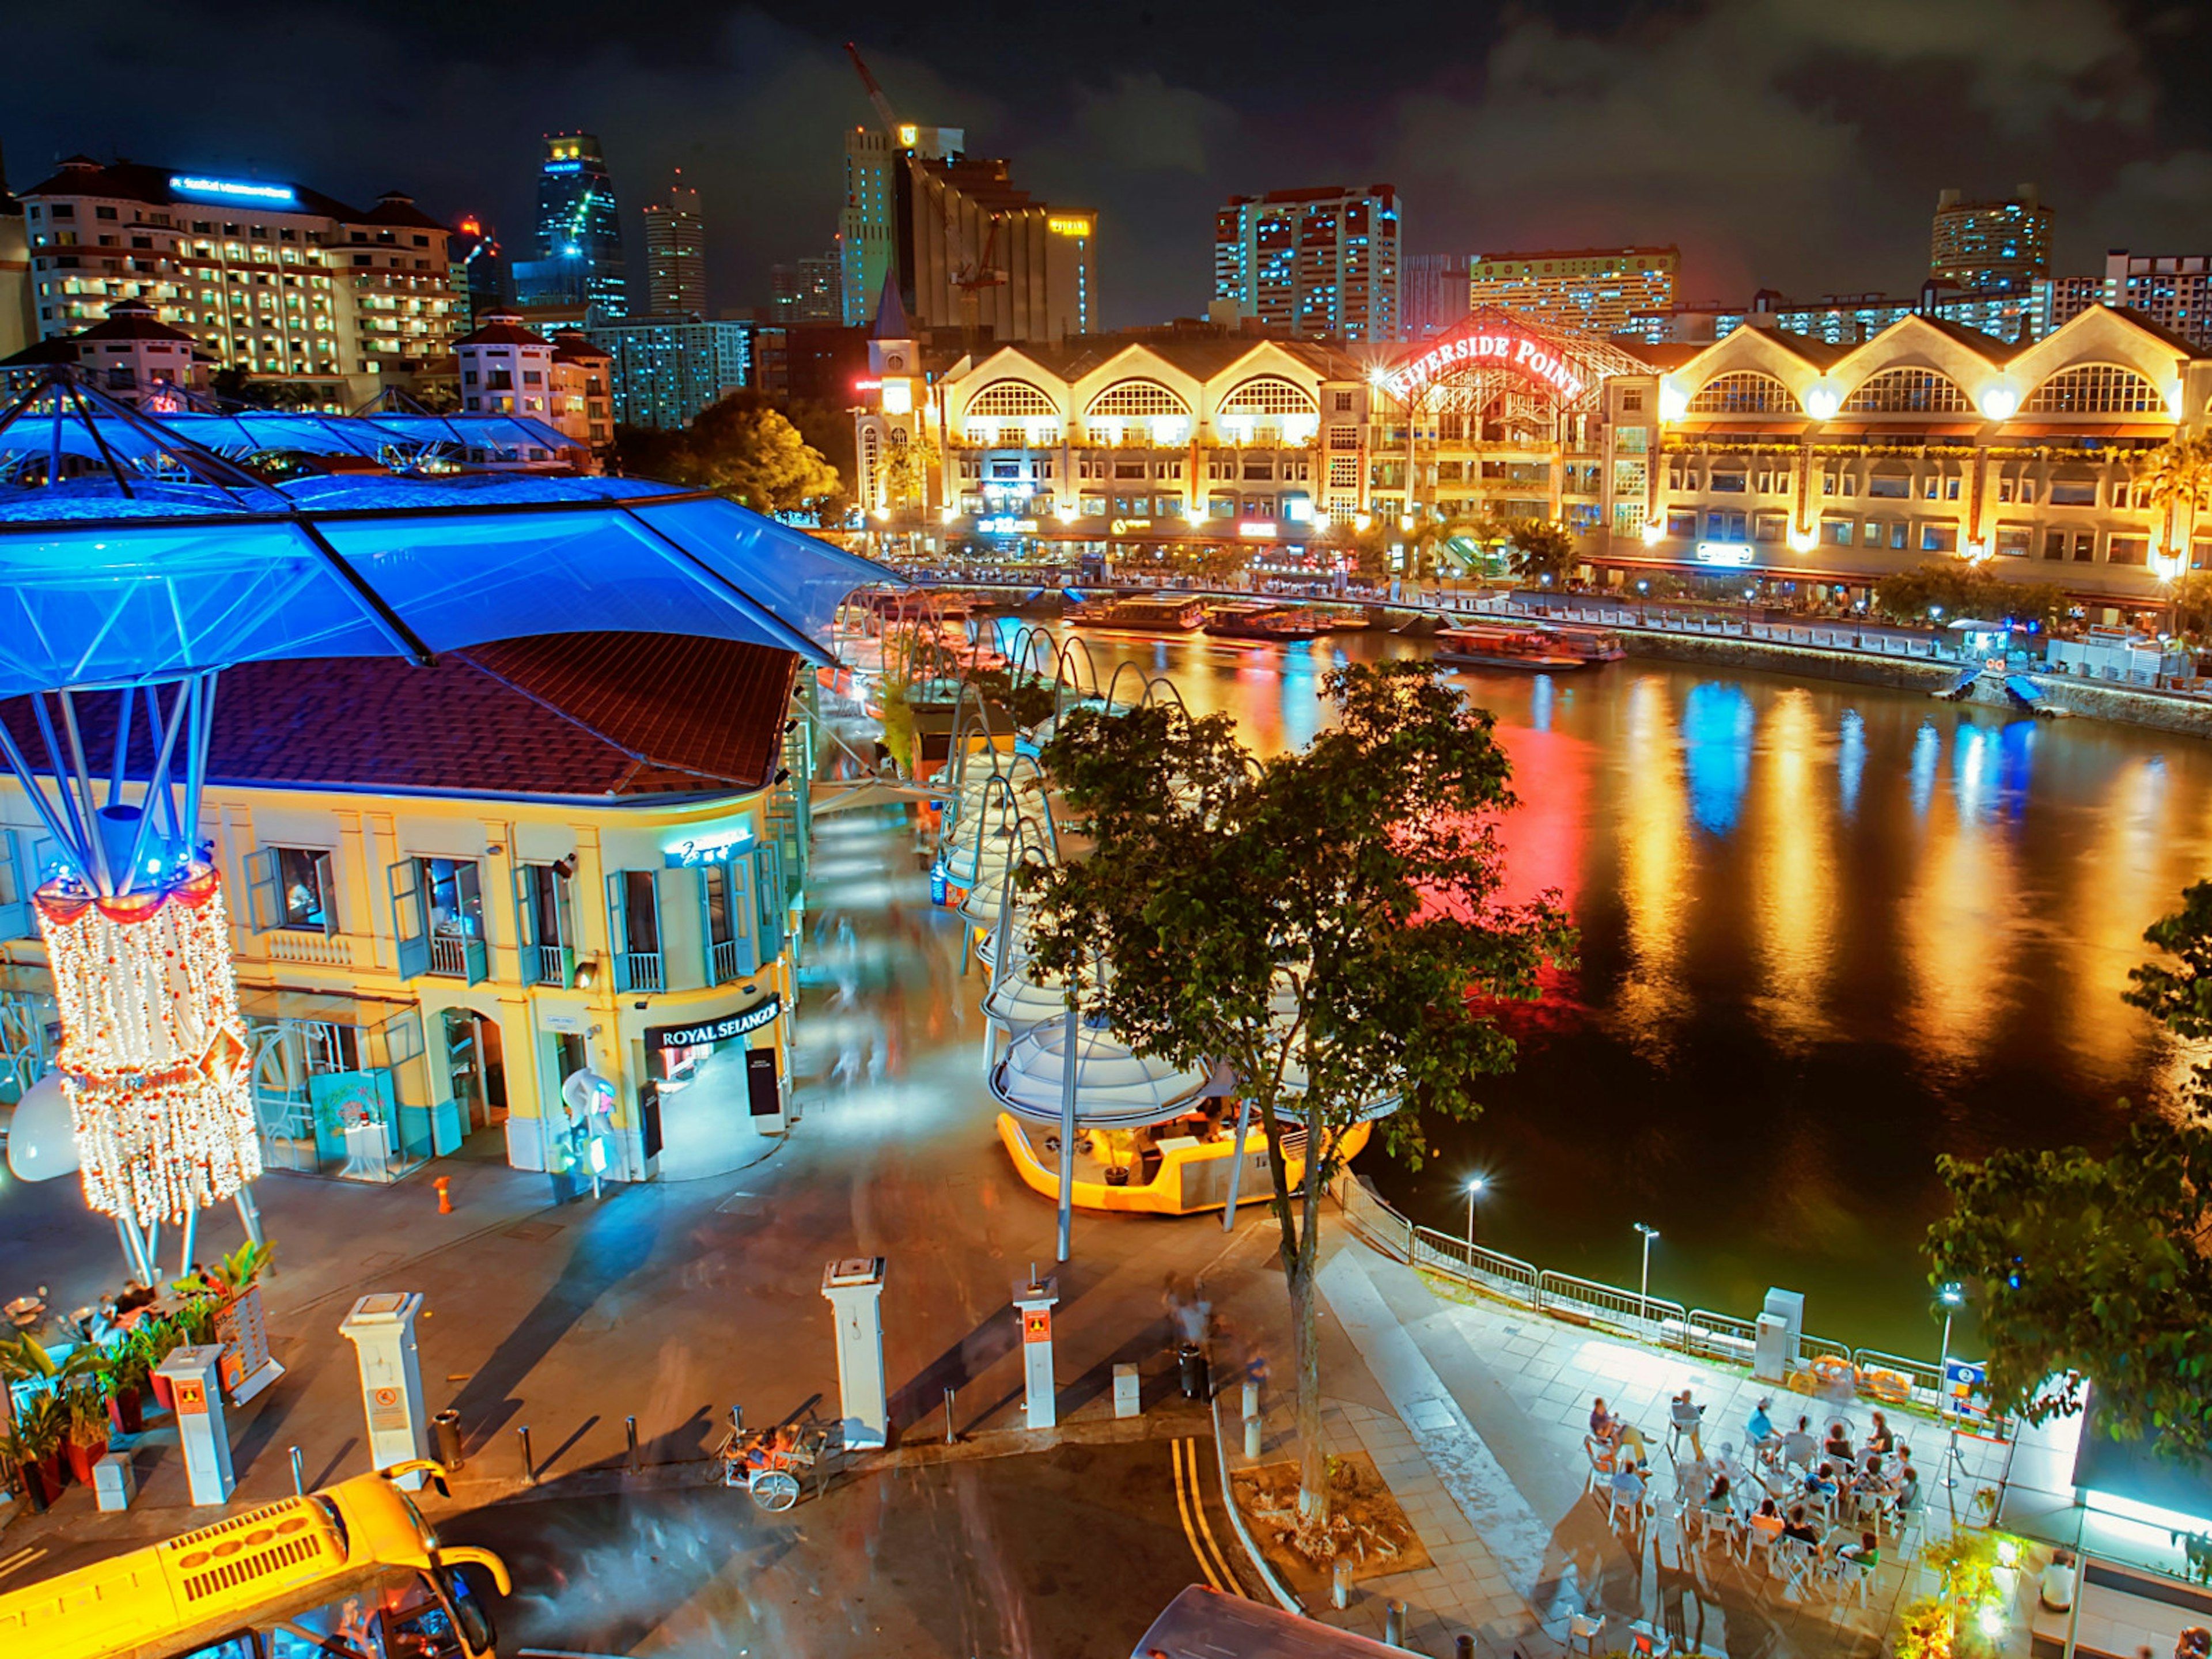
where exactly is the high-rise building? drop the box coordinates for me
[839,123,964,327]
[642,169,706,317]
[537,132,626,319]
[1929,185,2051,294]
[897,154,1096,345]
[584,315,755,429]
[772,253,843,324]
[1213,186,1400,343]
[1402,252,1471,340]
[18,157,464,407]
[2093,250,2212,349]
[1465,247,1677,337]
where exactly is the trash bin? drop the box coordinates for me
[1177,1342,1209,1402]
[433,1408,464,1472]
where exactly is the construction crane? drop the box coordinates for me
[846,42,902,141]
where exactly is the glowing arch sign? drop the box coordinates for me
[1382,326,1588,404]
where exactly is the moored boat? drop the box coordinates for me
[1202,604,1327,642]
[1433,625,1588,671]
[1070,595,1208,631]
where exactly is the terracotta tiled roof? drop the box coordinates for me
[0,634,797,804]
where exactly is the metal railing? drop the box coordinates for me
[529,943,569,986]
[1332,1173,1937,1400]
[427,934,470,977]
[618,951,665,993]
[710,936,746,984]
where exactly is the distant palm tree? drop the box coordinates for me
[2144,434,2212,565]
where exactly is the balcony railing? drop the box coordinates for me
[266,932,354,969]
[529,943,571,987]
[618,950,665,993]
[428,934,472,977]
[710,937,745,985]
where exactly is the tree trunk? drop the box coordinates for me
[1291,1093,1328,1525]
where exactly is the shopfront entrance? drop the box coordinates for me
[440,1008,508,1146]
[643,997,783,1180]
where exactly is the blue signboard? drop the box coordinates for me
[1941,1357,1990,1423]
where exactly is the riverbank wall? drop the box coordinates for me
[1619,628,1960,694]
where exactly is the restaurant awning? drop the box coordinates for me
[1994,422,2176,440]
[1669,420,1810,437]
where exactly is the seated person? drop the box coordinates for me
[1590,1396,1616,1441]
[1609,1462,1649,1508]
[1781,1504,1821,1546]
[1865,1410,1896,1457]
[1671,1388,1706,1456]
[1804,1461,1839,1499]
[1835,1531,1881,1570]
[1747,1497,1785,1540]
[1780,1415,1817,1467]
[2040,1549,2076,1613]
[1745,1396,1779,1453]
[1824,1421,1855,1461]
[1705,1472,1733,1512]
[1894,1460,1922,1514]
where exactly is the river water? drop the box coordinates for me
[999,620,2212,1358]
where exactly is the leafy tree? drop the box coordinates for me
[1322,517,1392,581]
[1873,560,2057,628]
[964,665,1060,732]
[1926,880,2212,1454]
[2143,434,2212,556]
[1025,661,1573,1527]
[613,396,842,516]
[1505,518,1579,584]
[2173,573,2212,642]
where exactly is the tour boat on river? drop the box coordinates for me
[1433,624,1589,671]
[1201,603,1327,642]
[1070,595,1208,632]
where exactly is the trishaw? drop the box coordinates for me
[713,1410,841,1512]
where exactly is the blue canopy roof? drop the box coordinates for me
[0,380,891,694]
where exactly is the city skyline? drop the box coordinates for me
[4,0,2210,329]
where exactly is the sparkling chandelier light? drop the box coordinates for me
[36,862,259,1225]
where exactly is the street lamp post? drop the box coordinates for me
[1935,1281,1964,1487]
[1464,1176,1487,1252]
[1633,1222,1659,1329]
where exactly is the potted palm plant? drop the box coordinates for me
[141,1317,184,1412]
[0,1430,48,1513]
[64,1385,108,1486]
[16,1391,68,1500]
[176,1240,278,1403]
[102,1339,151,1436]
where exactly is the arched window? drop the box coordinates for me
[965,380,1058,418]
[2025,364,2163,415]
[1685,372,1800,415]
[1217,376,1317,416]
[1849,369,1973,414]
[1842,368,1970,414]
[1086,379,1190,418]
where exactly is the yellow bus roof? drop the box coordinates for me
[0,1472,440,1659]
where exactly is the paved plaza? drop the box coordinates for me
[1,799,2027,1658]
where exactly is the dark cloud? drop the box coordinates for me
[3,0,2207,326]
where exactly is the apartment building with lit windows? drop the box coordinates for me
[453,310,610,463]
[1930,185,2051,293]
[18,157,462,407]
[1467,246,1678,337]
[1214,185,1400,343]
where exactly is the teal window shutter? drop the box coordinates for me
[456,861,489,984]
[243,847,282,933]
[388,858,430,979]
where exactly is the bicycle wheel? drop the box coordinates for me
[752,1471,800,1512]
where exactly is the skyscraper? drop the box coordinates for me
[536,132,627,319]
[1929,185,2051,294]
[1213,185,1400,343]
[839,129,895,329]
[642,168,706,316]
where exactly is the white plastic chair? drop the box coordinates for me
[1568,1612,1607,1656]
[1740,1518,1783,1573]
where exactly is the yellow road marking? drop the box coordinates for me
[1183,1438,1243,1595]
[1172,1437,1228,1593]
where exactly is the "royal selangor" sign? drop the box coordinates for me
[1382,328,1587,404]
[645,994,783,1051]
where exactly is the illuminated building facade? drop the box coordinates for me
[18,157,463,407]
[453,309,609,460]
[772,254,844,324]
[1467,246,1678,337]
[2093,251,2212,350]
[536,132,627,319]
[0,637,811,1187]
[1402,252,1472,340]
[1930,185,2051,294]
[1214,185,1400,343]
[1610,305,2212,615]
[642,170,706,316]
[0,298,209,403]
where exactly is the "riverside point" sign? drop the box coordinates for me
[1382,327,1588,404]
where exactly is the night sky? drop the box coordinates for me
[7,0,2211,328]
